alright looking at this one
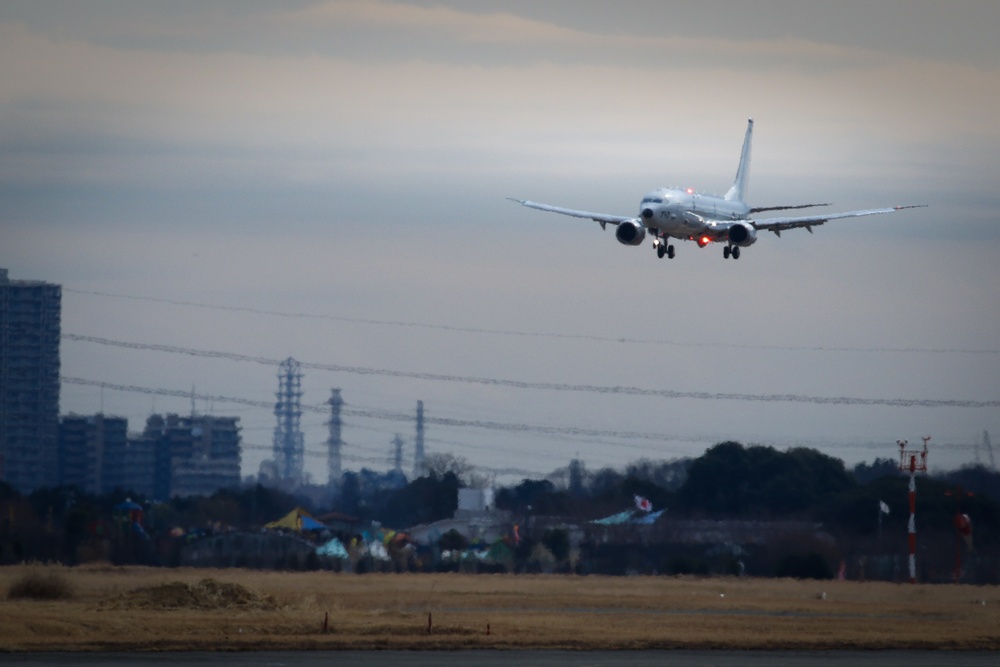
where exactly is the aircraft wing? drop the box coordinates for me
[752,205,926,236]
[508,198,634,229]
[750,203,831,213]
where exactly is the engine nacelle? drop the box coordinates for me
[727,222,757,247]
[615,220,647,246]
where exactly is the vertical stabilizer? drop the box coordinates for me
[724,118,753,203]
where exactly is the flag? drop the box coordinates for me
[634,495,652,512]
[879,500,890,515]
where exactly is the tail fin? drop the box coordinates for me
[724,118,753,203]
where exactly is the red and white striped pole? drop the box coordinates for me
[907,457,917,584]
[899,438,929,584]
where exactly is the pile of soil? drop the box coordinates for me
[100,578,276,611]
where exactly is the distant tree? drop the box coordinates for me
[568,459,586,497]
[496,479,555,512]
[820,472,1000,550]
[588,467,624,496]
[0,480,19,501]
[338,471,363,517]
[940,464,1000,505]
[378,471,460,529]
[852,458,899,485]
[625,458,691,492]
[542,528,570,563]
[439,528,468,551]
[774,552,833,580]
[676,441,855,518]
[423,453,473,480]
[676,441,753,516]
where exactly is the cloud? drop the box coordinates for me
[3,2,998,478]
[3,6,998,197]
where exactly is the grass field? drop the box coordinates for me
[1,564,998,651]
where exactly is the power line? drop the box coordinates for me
[240,442,539,479]
[58,377,704,443]
[59,376,981,459]
[62,287,999,355]
[62,334,1000,408]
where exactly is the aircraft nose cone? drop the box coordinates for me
[641,208,654,220]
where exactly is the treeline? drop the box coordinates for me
[2,442,998,575]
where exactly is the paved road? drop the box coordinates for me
[4,651,998,666]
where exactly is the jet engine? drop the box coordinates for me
[615,220,647,246]
[727,222,757,247]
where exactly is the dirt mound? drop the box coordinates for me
[101,578,276,611]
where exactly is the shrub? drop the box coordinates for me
[7,567,75,601]
[774,552,833,580]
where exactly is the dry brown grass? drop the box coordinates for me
[6,565,75,601]
[0,564,997,652]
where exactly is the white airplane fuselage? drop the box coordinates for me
[638,188,753,248]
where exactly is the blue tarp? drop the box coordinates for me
[592,509,666,526]
[316,537,348,559]
[591,510,635,526]
[300,515,326,531]
[632,509,665,525]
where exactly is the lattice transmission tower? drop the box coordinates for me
[272,357,305,484]
[326,388,343,486]
[413,400,425,479]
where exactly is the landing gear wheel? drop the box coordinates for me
[723,246,731,259]
[657,244,665,259]
[667,245,675,259]
[732,246,741,259]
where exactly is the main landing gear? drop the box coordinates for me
[723,245,741,260]
[655,242,675,259]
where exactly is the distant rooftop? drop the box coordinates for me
[0,268,60,287]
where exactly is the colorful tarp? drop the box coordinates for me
[592,509,665,526]
[265,507,324,532]
[316,537,348,559]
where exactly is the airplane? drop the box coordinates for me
[509,119,925,260]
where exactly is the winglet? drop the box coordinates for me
[724,118,753,203]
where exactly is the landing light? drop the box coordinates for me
[701,236,711,245]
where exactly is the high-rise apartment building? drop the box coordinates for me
[142,414,241,498]
[58,414,132,495]
[0,268,61,492]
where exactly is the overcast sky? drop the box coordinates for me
[3,1,999,483]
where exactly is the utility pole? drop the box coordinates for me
[393,434,404,476]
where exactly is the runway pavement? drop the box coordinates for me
[4,651,998,666]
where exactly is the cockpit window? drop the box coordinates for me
[641,197,663,204]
